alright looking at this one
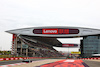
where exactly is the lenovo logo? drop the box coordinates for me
[42,29,58,34]
[43,30,57,33]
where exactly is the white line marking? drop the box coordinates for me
[64,60,75,62]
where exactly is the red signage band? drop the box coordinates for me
[62,44,78,47]
[58,29,69,34]
[42,29,69,34]
[62,44,74,47]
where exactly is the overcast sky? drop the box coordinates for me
[0,0,100,51]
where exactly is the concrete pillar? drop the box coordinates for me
[21,41,22,55]
[26,48,28,57]
[33,52,35,57]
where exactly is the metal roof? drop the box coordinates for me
[6,26,100,47]
[6,26,100,38]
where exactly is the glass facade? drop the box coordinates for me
[82,35,100,57]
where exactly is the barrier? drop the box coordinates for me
[5,58,10,61]
[0,58,3,61]
[15,57,18,60]
[98,57,100,60]
[79,57,100,60]
[10,57,14,60]
[0,57,56,61]
[19,57,23,60]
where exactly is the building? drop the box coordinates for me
[80,35,100,57]
[6,26,100,57]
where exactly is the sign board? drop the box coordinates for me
[22,44,28,48]
[62,44,78,47]
[71,51,81,54]
[33,28,79,34]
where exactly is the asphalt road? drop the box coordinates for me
[0,57,66,66]
[1,57,100,67]
[0,59,46,66]
[0,60,22,65]
[83,60,100,67]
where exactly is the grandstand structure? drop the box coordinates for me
[6,26,100,57]
[10,34,63,57]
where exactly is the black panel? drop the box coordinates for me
[69,29,79,34]
[33,28,79,34]
[33,29,42,34]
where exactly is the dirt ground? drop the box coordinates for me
[84,59,100,62]
[83,60,100,67]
